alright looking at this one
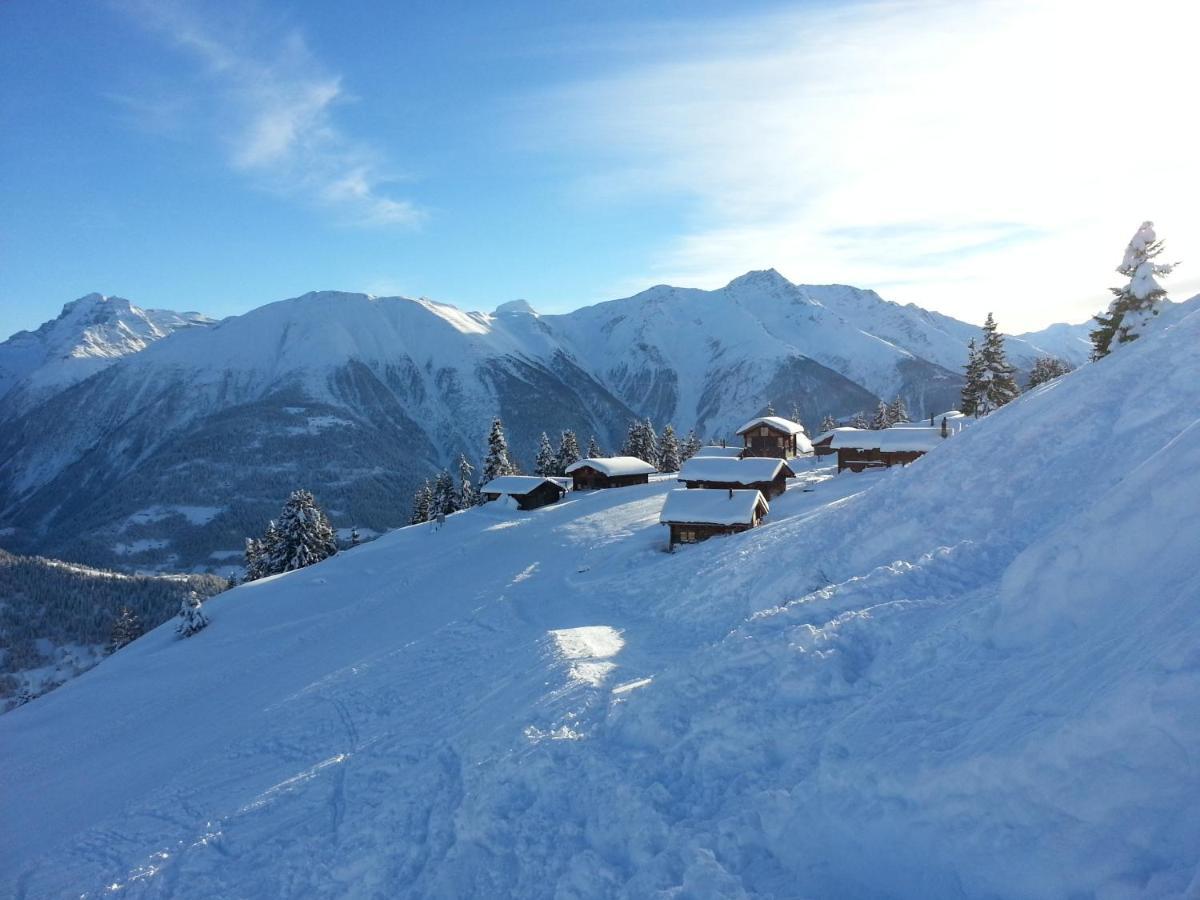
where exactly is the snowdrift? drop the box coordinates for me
[2,310,1199,898]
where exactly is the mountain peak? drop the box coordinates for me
[494,298,538,316]
[724,268,791,291]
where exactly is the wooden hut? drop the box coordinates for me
[677,456,795,500]
[565,457,657,490]
[830,427,946,473]
[660,488,769,548]
[735,416,813,459]
[480,476,567,510]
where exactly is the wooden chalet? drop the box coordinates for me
[677,456,795,500]
[735,416,813,460]
[811,427,862,457]
[660,488,769,549]
[480,476,567,510]
[564,456,657,490]
[829,427,946,473]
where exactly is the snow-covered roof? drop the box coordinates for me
[565,457,657,477]
[829,427,946,452]
[693,445,742,458]
[735,416,807,436]
[480,476,565,496]
[813,426,862,444]
[678,457,792,484]
[660,488,768,526]
[931,410,966,421]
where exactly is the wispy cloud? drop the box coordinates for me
[114,0,421,227]
[539,0,1200,329]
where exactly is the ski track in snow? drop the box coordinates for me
[3,311,1200,898]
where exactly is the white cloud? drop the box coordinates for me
[542,0,1200,329]
[115,0,421,228]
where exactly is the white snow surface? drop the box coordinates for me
[564,456,657,477]
[734,415,806,436]
[692,445,743,458]
[659,488,768,526]
[481,476,564,496]
[678,456,791,484]
[829,425,948,451]
[2,309,1200,897]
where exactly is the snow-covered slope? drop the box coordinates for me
[0,293,213,419]
[2,307,1197,898]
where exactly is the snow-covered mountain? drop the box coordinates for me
[0,274,1156,573]
[1,304,1197,898]
[0,293,214,420]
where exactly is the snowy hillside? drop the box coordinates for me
[0,293,213,419]
[2,306,1198,898]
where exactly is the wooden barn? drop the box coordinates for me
[564,456,657,490]
[735,416,813,459]
[677,456,795,500]
[660,488,769,548]
[811,426,863,457]
[480,476,567,510]
[829,427,946,473]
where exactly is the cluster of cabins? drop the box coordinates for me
[477,411,957,549]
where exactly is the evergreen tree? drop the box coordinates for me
[961,338,985,417]
[1027,356,1072,389]
[457,454,477,508]
[849,411,870,429]
[622,419,659,465]
[481,417,515,484]
[976,313,1020,415]
[658,424,681,472]
[820,414,837,433]
[534,432,558,477]
[680,430,702,462]
[586,435,603,459]
[789,401,805,426]
[244,536,265,582]
[272,490,339,572]
[556,430,581,473]
[871,400,890,430]
[432,470,457,517]
[349,526,360,547]
[410,480,433,524]
[764,400,776,416]
[107,606,142,653]
[176,591,209,638]
[1091,221,1177,359]
[887,395,909,425]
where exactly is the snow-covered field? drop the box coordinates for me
[1,310,1198,898]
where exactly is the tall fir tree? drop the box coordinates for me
[820,414,838,433]
[622,419,659,465]
[107,606,142,653]
[457,454,477,508]
[976,313,1020,415]
[271,490,339,572]
[244,536,265,582]
[871,400,890,430]
[481,417,515,484]
[1091,221,1177,359]
[961,338,985,417]
[789,401,805,427]
[680,429,702,462]
[432,470,457,517]
[849,411,870,429]
[176,591,209,638]
[586,435,603,459]
[887,395,909,425]
[534,432,558,477]
[410,480,433,524]
[557,430,581,473]
[658,424,681,472]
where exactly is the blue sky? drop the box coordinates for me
[2,0,1198,340]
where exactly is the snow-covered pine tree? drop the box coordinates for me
[633,419,659,466]
[410,480,433,524]
[681,430,702,462]
[244,536,264,582]
[1027,356,1072,389]
[849,411,870,429]
[586,435,603,459]
[977,313,1020,415]
[764,400,776,416]
[272,490,339,572]
[432,470,457,517]
[108,606,142,653]
[961,338,984,417]
[481,418,515,484]
[820,414,838,433]
[1091,221,1177,359]
[658,424,681,472]
[887,395,909,425]
[457,454,477,508]
[789,402,805,426]
[557,430,581,473]
[176,591,209,638]
[534,432,558,478]
[871,400,890,430]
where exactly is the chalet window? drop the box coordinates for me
[679,528,698,543]
[777,436,785,447]
[758,426,769,436]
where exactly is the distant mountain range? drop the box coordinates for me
[0,271,1140,573]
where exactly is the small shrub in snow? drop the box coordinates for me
[176,591,208,638]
